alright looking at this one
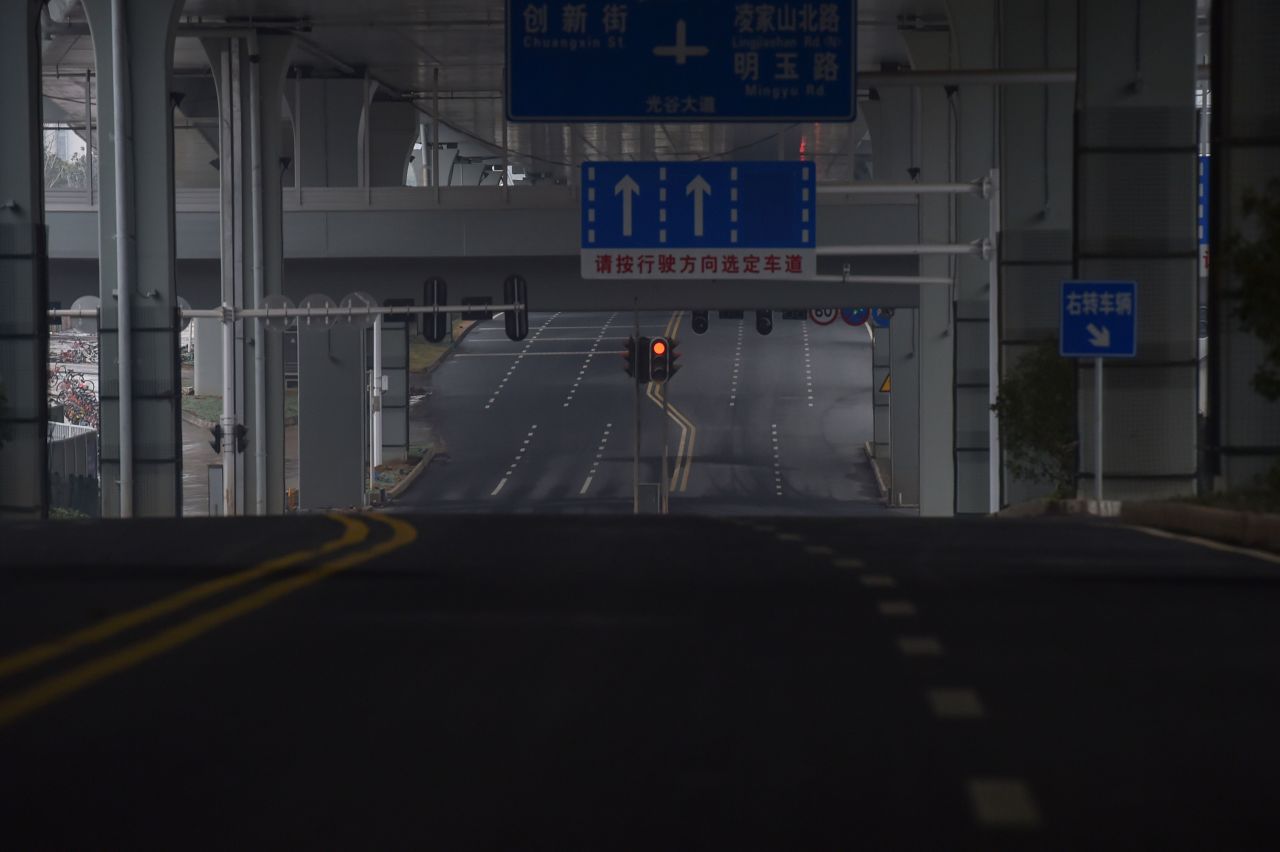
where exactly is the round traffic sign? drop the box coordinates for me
[870,307,894,328]
[809,307,838,326]
[841,307,869,326]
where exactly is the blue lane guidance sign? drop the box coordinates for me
[507,0,856,122]
[582,161,817,280]
[1060,281,1137,358]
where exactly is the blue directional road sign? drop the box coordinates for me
[841,307,868,326]
[507,0,857,122]
[1060,281,1137,358]
[582,161,817,280]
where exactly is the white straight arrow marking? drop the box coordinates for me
[614,175,639,237]
[686,175,711,237]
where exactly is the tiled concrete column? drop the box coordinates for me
[83,0,185,517]
[901,31,957,517]
[947,0,999,514]
[864,86,921,507]
[1209,0,1280,488]
[0,1,48,519]
[998,0,1078,506]
[1075,0,1199,499]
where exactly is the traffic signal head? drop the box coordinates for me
[691,310,709,334]
[623,335,636,378]
[650,336,677,382]
[756,309,774,335]
[666,338,682,380]
[209,423,224,454]
[232,423,249,453]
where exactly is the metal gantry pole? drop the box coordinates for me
[986,169,1002,514]
[249,31,267,516]
[1095,357,1104,505]
[371,313,384,492]
[221,305,236,515]
[110,0,134,517]
[633,304,641,515]
[661,383,670,514]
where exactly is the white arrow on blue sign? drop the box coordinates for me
[581,161,817,280]
[1060,281,1137,358]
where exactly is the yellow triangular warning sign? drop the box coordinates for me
[879,374,891,393]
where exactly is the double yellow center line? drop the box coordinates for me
[0,512,417,729]
[647,310,698,493]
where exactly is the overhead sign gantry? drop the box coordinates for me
[506,0,857,122]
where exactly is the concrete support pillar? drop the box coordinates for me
[903,32,958,517]
[83,0,184,517]
[998,0,1078,506]
[0,1,48,519]
[292,78,365,188]
[203,34,293,515]
[946,0,1000,514]
[865,85,922,507]
[1075,0,1199,499]
[1209,1,1280,489]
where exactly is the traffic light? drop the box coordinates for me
[666,337,682,381]
[650,336,672,382]
[233,424,249,453]
[623,335,651,383]
[756,309,774,335]
[691,310,709,334]
[209,423,223,454]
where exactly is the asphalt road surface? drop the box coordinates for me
[399,310,886,514]
[3,513,1279,849]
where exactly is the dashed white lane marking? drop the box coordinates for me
[877,600,918,617]
[897,636,944,656]
[801,322,815,407]
[493,425,537,494]
[484,313,561,409]
[771,423,783,495]
[729,321,744,407]
[804,545,833,556]
[928,689,986,719]
[832,557,865,569]
[564,312,618,408]
[776,533,804,542]
[860,574,896,588]
[967,778,1041,829]
[578,421,614,496]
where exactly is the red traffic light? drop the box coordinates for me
[651,339,667,357]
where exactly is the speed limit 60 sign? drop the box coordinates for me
[809,308,837,326]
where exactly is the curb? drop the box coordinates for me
[181,408,298,430]
[1120,501,1280,553]
[384,447,436,501]
[420,320,480,379]
[863,441,889,502]
[999,497,1280,554]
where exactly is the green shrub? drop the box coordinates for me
[992,339,1078,499]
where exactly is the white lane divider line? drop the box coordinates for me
[832,556,865,569]
[492,425,537,495]
[967,778,1041,829]
[877,600,918,617]
[897,635,944,656]
[730,320,744,407]
[578,421,614,496]
[485,314,560,410]
[927,689,986,719]
[802,321,815,407]
[860,574,897,588]
[772,423,783,495]
[564,312,617,408]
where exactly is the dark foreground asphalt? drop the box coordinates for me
[2,513,1279,850]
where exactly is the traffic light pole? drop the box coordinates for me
[633,305,641,515]
[661,384,670,514]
